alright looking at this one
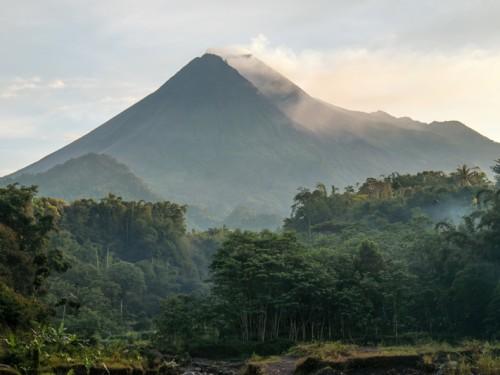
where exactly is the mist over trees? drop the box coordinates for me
[1,162,500,352]
[153,164,500,348]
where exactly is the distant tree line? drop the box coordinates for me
[0,188,222,337]
[156,163,500,349]
[2,161,500,351]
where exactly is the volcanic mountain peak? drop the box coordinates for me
[156,53,263,102]
[211,51,413,136]
[214,51,307,104]
[3,51,500,227]
[215,51,488,140]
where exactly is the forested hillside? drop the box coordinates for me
[156,163,500,349]
[45,196,224,337]
[0,185,68,329]
[1,154,160,202]
[2,161,500,367]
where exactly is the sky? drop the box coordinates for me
[1,0,500,176]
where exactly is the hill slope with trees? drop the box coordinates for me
[2,161,500,365]
[1,153,160,202]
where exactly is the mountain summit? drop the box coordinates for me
[5,52,500,220]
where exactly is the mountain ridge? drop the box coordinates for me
[3,52,500,222]
[2,153,160,202]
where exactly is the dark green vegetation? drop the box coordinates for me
[3,53,500,225]
[0,185,220,372]
[0,184,223,336]
[0,185,68,329]
[154,163,500,350]
[0,153,282,231]
[2,161,500,372]
[251,341,500,375]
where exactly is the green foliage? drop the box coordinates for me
[0,184,67,330]
[61,194,187,263]
[3,325,78,373]
[3,153,161,203]
[0,283,45,329]
[5,164,500,354]
[154,294,213,351]
[493,159,500,188]
[287,342,357,359]
[210,231,321,341]
[203,230,417,343]
[1,324,142,373]
[153,166,500,344]
[485,283,500,338]
[476,353,500,375]
[44,194,218,338]
[284,168,490,239]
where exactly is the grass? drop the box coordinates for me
[281,340,500,374]
[45,346,144,369]
[247,354,282,365]
[287,342,357,360]
[286,340,500,358]
[477,354,500,375]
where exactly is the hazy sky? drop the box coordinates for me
[1,0,500,176]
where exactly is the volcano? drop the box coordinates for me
[5,52,500,221]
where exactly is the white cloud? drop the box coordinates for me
[0,168,14,176]
[0,77,67,98]
[233,36,500,141]
[48,79,66,88]
[62,132,82,142]
[2,0,500,175]
[0,121,36,140]
[99,96,139,105]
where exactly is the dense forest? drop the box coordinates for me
[2,161,500,368]
[0,189,226,338]
[156,163,500,349]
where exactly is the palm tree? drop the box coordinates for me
[315,183,328,198]
[454,164,480,187]
[492,158,500,187]
[475,188,496,209]
[291,188,313,241]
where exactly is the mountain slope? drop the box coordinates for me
[5,52,500,219]
[2,153,160,202]
[8,54,325,214]
[222,52,500,173]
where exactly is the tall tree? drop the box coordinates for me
[453,164,481,187]
[492,158,500,187]
[0,185,67,329]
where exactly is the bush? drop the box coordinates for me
[0,283,45,329]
